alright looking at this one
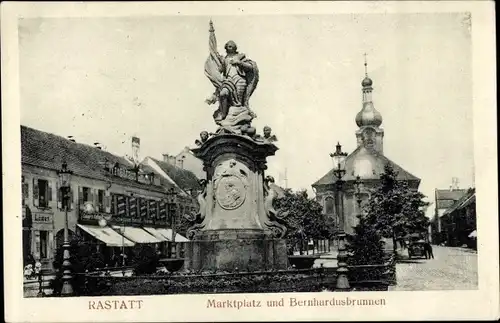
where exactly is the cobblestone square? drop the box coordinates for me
[390,246,478,291]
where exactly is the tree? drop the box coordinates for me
[274,189,332,254]
[346,214,385,265]
[51,235,106,296]
[363,163,430,253]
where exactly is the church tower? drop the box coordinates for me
[354,57,384,154]
[313,55,421,234]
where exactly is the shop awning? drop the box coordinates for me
[142,227,169,242]
[156,228,190,242]
[77,224,135,247]
[112,226,162,244]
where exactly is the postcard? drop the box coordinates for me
[2,1,498,322]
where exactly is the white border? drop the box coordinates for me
[2,1,498,322]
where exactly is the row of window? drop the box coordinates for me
[22,176,197,218]
[22,177,107,211]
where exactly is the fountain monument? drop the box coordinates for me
[184,20,289,272]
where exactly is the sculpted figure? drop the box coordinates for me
[204,20,259,131]
[263,126,278,143]
[185,179,208,239]
[195,131,210,146]
[263,175,289,238]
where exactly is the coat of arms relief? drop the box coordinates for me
[213,159,249,210]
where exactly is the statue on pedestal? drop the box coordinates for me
[204,20,259,135]
[183,21,288,272]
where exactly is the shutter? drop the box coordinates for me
[56,181,62,210]
[90,188,100,212]
[48,231,54,259]
[33,178,39,207]
[22,182,29,206]
[34,231,40,259]
[105,191,111,213]
[70,188,74,211]
[78,186,83,209]
[48,181,53,202]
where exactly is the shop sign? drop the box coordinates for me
[79,206,112,225]
[33,213,52,224]
[109,216,142,226]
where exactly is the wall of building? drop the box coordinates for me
[175,148,205,180]
[316,184,371,235]
[22,163,168,269]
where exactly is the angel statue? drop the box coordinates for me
[204,20,259,134]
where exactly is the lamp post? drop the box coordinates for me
[57,161,73,296]
[330,142,349,290]
[166,187,178,258]
[354,175,364,220]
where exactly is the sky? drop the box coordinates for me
[18,13,474,218]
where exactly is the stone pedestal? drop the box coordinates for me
[186,134,289,271]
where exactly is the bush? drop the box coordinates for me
[132,245,160,275]
[50,236,106,296]
[100,270,338,295]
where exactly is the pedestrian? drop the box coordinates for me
[424,242,434,259]
[34,261,42,275]
[24,264,34,280]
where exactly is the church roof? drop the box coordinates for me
[312,146,420,187]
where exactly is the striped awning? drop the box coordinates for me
[77,224,135,247]
[112,226,162,244]
[142,227,169,242]
[156,228,190,242]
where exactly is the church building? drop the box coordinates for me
[312,62,421,235]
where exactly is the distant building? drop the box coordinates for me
[21,126,187,269]
[312,64,420,235]
[442,188,476,247]
[159,147,206,180]
[430,186,468,244]
[143,155,202,217]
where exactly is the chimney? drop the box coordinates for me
[67,136,76,143]
[94,142,102,150]
[131,136,140,165]
[176,158,184,169]
[162,154,177,165]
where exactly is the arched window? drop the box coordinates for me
[324,196,335,214]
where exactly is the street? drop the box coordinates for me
[390,245,478,291]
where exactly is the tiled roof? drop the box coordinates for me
[443,188,475,216]
[312,146,420,187]
[435,189,468,201]
[21,125,166,193]
[150,157,201,191]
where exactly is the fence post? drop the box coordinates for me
[37,271,45,297]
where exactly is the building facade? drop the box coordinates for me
[161,147,206,180]
[436,188,475,247]
[430,187,468,244]
[21,126,191,269]
[312,66,421,235]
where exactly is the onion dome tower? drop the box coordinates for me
[312,55,421,234]
[355,55,384,154]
